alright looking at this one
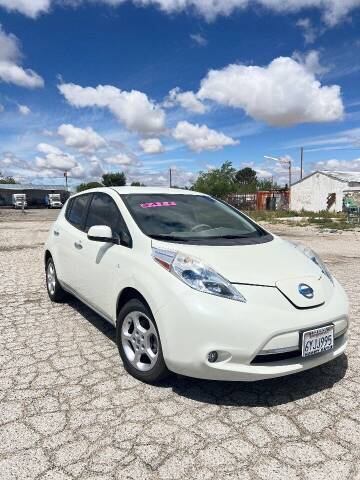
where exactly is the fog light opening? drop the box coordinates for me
[207,351,218,363]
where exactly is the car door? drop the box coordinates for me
[55,193,92,293]
[80,192,133,321]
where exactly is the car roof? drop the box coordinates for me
[74,186,206,196]
[111,186,204,195]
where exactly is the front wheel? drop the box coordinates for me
[116,299,169,383]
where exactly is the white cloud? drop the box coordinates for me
[198,53,344,126]
[0,104,4,113]
[37,143,62,155]
[18,104,30,115]
[102,0,360,25]
[58,83,166,135]
[70,164,86,179]
[0,25,44,88]
[315,158,360,172]
[0,151,24,168]
[190,33,208,46]
[32,143,87,179]
[103,153,136,166]
[139,138,165,154]
[255,168,272,178]
[205,164,216,170]
[296,18,317,44]
[57,124,106,152]
[0,0,50,18]
[36,142,78,170]
[173,121,239,152]
[166,87,207,114]
[2,1,360,25]
[128,166,196,187]
[42,129,54,137]
[88,158,105,177]
[284,127,360,150]
[292,50,328,75]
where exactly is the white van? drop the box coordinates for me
[12,193,27,209]
[46,193,63,209]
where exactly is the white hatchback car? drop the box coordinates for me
[45,187,349,383]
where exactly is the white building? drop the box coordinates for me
[290,171,360,212]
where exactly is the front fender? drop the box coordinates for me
[114,259,188,334]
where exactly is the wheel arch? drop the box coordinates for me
[44,249,52,270]
[116,287,152,321]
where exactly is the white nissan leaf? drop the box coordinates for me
[44,187,349,383]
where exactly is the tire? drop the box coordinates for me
[116,298,169,383]
[46,257,67,303]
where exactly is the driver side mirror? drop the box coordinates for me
[87,225,116,243]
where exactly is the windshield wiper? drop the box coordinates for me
[150,234,192,242]
[212,234,252,239]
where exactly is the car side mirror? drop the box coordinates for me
[87,225,115,243]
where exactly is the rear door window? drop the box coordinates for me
[66,194,91,230]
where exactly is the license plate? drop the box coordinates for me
[301,325,334,357]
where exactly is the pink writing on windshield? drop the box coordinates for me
[140,202,177,209]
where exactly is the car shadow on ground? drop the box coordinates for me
[69,297,348,408]
[166,355,348,407]
[68,297,117,341]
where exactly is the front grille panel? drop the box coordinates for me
[251,334,345,365]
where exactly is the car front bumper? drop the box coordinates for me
[155,278,349,381]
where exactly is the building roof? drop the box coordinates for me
[0,184,67,191]
[323,171,360,183]
[292,170,360,187]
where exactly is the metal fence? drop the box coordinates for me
[227,190,290,211]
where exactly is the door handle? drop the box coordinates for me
[74,241,83,250]
[54,229,60,236]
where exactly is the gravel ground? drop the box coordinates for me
[0,209,359,480]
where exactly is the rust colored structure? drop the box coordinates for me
[256,190,290,211]
[227,189,290,211]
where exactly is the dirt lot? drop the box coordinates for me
[0,209,359,480]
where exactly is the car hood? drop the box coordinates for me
[152,236,332,307]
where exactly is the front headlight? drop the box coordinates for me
[289,242,333,284]
[152,248,246,302]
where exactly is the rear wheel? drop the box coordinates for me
[46,257,67,302]
[116,298,169,383]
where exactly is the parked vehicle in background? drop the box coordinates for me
[12,193,27,209]
[44,187,349,384]
[46,193,63,209]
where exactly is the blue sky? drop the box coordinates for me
[0,0,360,188]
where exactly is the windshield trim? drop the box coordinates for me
[118,192,273,246]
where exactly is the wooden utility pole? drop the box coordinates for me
[64,171,68,190]
[288,162,292,191]
[169,168,172,188]
[300,147,304,180]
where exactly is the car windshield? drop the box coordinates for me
[122,193,271,245]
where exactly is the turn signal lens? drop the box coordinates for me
[152,248,176,270]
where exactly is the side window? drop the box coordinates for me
[85,193,132,247]
[65,198,73,222]
[66,194,91,230]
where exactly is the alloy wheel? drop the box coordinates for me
[47,261,56,296]
[121,311,159,372]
